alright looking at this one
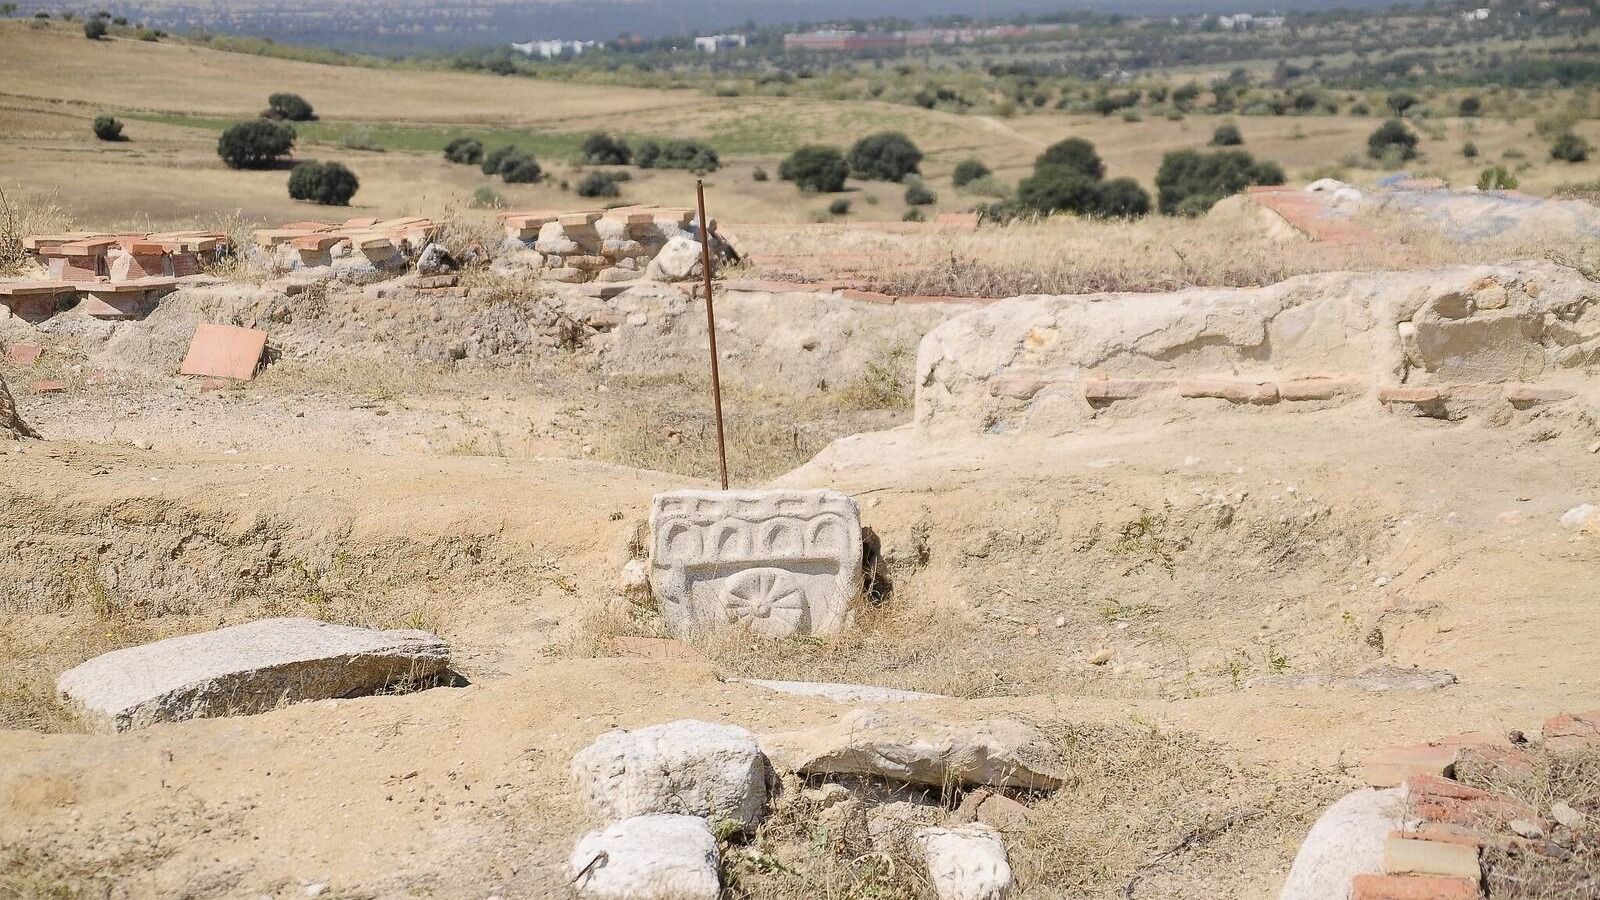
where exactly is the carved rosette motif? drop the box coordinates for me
[648,489,863,638]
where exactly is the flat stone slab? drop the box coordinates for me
[761,708,1065,791]
[738,679,947,703]
[57,617,450,731]
[649,489,862,638]
[179,322,268,380]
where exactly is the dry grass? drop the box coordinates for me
[0,184,69,276]
[737,208,1600,300]
[716,718,1338,899]
[586,372,908,484]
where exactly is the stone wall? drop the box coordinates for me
[912,264,1600,437]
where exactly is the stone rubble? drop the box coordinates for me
[1286,707,1600,899]
[760,708,1065,790]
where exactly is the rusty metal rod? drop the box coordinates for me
[695,179,730,490]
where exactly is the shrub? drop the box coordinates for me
[1210,124,1243,146]
[443,137,483,165]
[1094,177,1153,218]
[1154,148,1284,216]
[1551,131,1591,163]
[636,139,719,172]
[827,198,851,216]
[952,158,991,187]
[481,145,518,176]
[266,92,315,122]
[576,171,626,198]
[1367,119,1419,162]
[499,152,542,184]
[902,208,925,222]
[1017,167,1099,215]
[1458,96,1482,117]
[960,174,1009,197]
[581,132,631,166]
[82,16,105,38]
[471,185,503,208]
[1463,141,1479,159]
[752,167,768,182]
[217,120,295,169]
[1477,165,1518,191]
[1386,91,1419,117]
[847,132,923,181]
[92,115,124,141]
[779,145,849,193]
[1034,138,1105,180]
[340,129,381,152]
[904,182,936,206]
[287,161,358,205]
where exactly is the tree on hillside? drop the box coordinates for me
[481,145,518,177]
[1367,118,1419,162]
[952,158,991,188]
[1034,138,1105,180]
[1210,124,1243,146]
[266,92,316,122]
[779,145,849,193]
[498,151,542,184]
[635,139,719,173]
[443,137,483,165]
[83,16,106,38]
[287,161,359,205]
[1386,91,1419,117]
[581,132,632,166]
[1154,148,1284,216]
[847,132,923,182]
[217,120,296,169]
[92,115,125,141]
[1551,131,1591,163]
[1458,96,1482,117]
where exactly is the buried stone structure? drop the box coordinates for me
[648,489,863,638]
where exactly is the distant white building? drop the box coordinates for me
[1460,7,1491,20]
[693,34,747,53]
[511,39,596,58]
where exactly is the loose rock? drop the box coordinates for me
[570,719,770,830]
[569,814,720,900]
[916,823,1014,900]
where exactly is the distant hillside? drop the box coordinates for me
[8,0,1406,51]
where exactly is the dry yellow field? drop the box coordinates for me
[2,19,1597,231]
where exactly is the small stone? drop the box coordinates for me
[569,814,720,900]
[1559,504,1597,531]
[570,720,770,830]
[915,824,1013,900]
[1508,819,1544,839]
[1089,648,1113,665]
[1053,616,1066,628]
[1551,801,1584,829]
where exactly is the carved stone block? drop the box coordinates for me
[649,489,862,638]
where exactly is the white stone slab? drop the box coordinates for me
[57,617,450,731]
[649,489,862,638]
